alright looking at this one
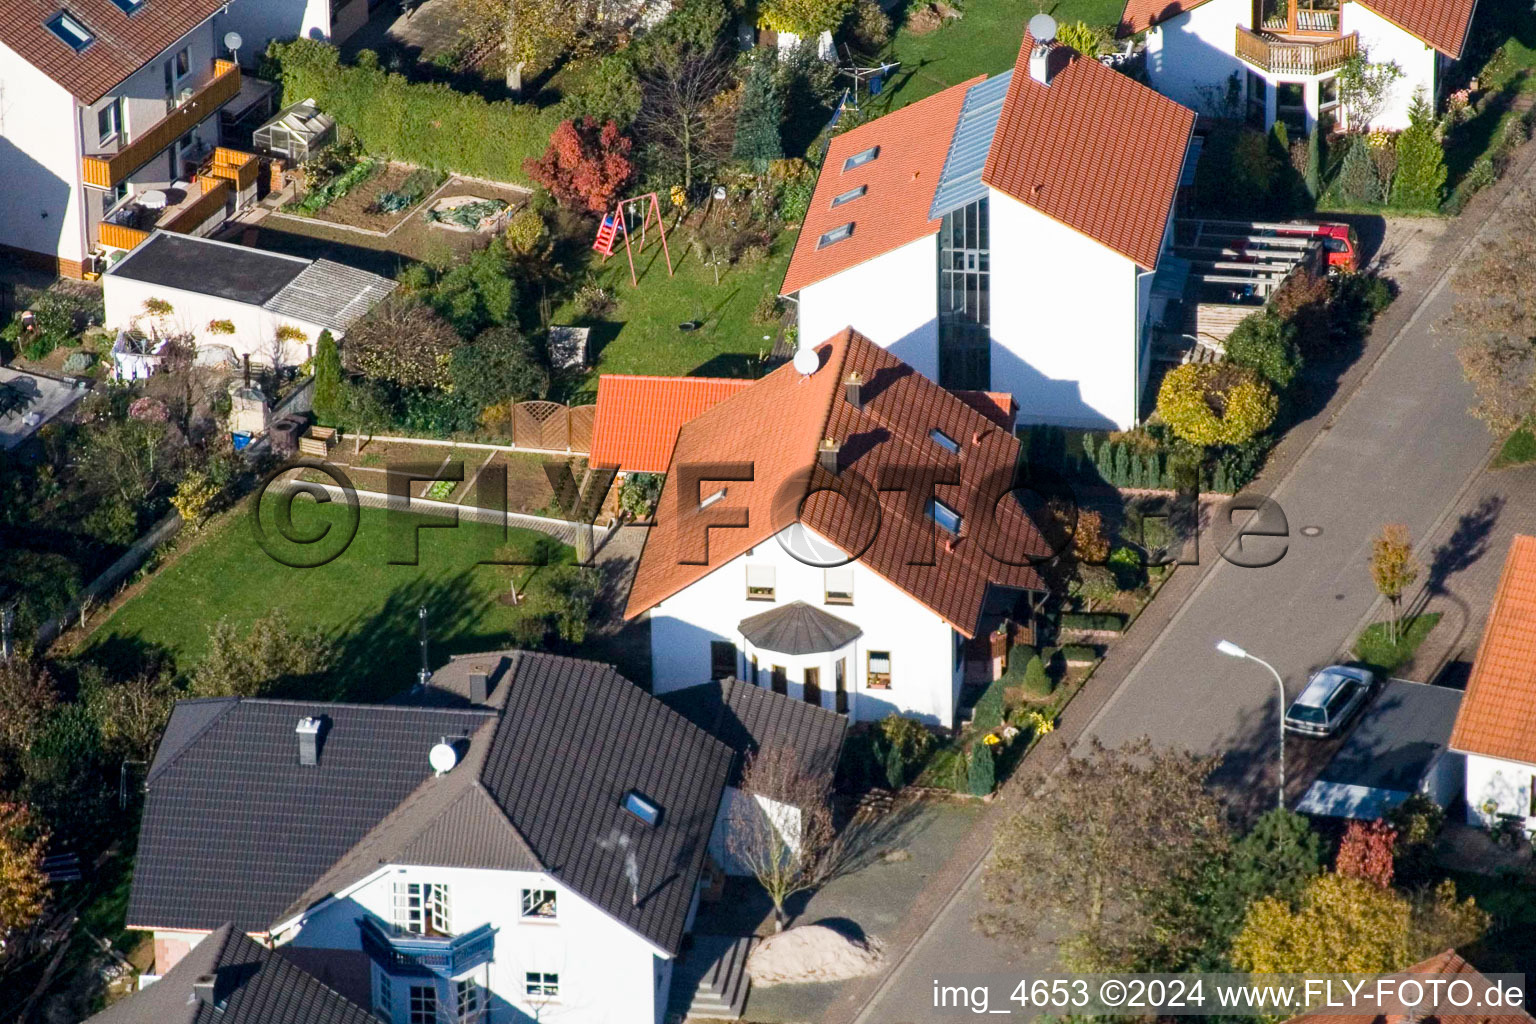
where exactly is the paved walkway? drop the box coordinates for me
[827,137,1536,1024]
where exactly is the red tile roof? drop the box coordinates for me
[780,77,981,295]
[1450,534,1536,765]
[590,375,753,473]
[2,0,225,103]
[952,390,1018,431]
[982,37,1194,270]
[624,329,1051,635]
[1118,0,1478,55]
[1286,950,1533,1024]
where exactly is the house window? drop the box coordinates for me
[749,654,759,684]
[831,185,867,207]
[824,566,854,605]
[711,640,737,680]
[623,789,662,827]
[867,652,891,689]
[937,197,990,391]
[392,882,451,936]
[97,99,122,146]
[525,972,560,999]
[521,888,557,919]
[1276,81,1306,135]
[817,223,854,249]
[408,985,437,1024]
[930,428,961,454]
[1319,76,1339,119]
[173,47,191,80]
[771,665,787,695]
[374,970,393,1022]
[455,978,482,1023]
[834,658,848,714]
[109,0,147,13]
[928,498,962,535]
[1246,71,1266,127]
[803,667,822,706]
[746,564,776,601]
[842,146,878,171]
[47,12,95,51]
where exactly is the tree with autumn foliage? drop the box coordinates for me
[523,117,634,214]
[0,802,48,940]
[1369,523,1420,643]
[1335,819,1396,888]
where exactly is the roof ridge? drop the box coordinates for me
[145,698,240,785]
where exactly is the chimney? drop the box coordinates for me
[192,973,217,1007]
[296,717,323,767]
[467,668,489,704]
[1027,13,1060,85]
[844,371,864,410]
[818,437,841,476]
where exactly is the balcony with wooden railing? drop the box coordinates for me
[81,60,241,189]
[201,147,260,193]
[1235,24,1357,76]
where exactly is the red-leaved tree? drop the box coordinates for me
[523,117,634,213]
[1335,819,1397,888]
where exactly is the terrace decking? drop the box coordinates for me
[1235,24,1358,76]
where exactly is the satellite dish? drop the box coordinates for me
[792,346,820,376]
[1028,13,1058,43]
[428,741,459,775]
[224,31,243,51]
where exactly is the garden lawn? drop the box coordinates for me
[558,226,794,393]
[83,498,570,702]
[1492,421,1536,469]
[880,0,1126,109]
[1351,612,1442,676]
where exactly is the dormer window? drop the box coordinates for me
[817,223,854,250]
[623,789,662,827]
[110,0,147,13]
[930,428,960,454]
[843,146,878,172]
[928,498,962,535]
[47,12,95,51]
[831,185,867,208]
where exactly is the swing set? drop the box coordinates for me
[592,192,674,287]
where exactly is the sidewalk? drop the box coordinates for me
[824,134,1536,1024]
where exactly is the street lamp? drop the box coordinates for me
[1216,640,1286,812]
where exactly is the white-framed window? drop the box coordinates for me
[746,564,775,601]
[520,888,557,919]
[455,978,482,1023]
[525,972,560,999]
[374,969,393,1022]
[408,984,437,1024]
[97,98,122,146]
[392,882,451,936]
[867,651,891,689]
[824,566,853,605]
[172,46,191,81]
[1319,76,1340,117]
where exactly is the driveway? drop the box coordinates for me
[843,144,1536,1024]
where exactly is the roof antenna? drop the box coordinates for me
[416,605,431,691]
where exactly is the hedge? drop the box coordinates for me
[266,39,559,185]
[1059,644,1101,664]
[1060,612,1127,633]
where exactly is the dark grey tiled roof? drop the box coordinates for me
[659,678,849,786]
[129,700,495,933]
[84,923,376,1024]
[738,601,862,655]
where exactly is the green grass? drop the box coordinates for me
[878,0,1125,110]
[560,227,792,392]
[84,499,571,702]
[1351,612,1442,677]
[1493,422,1536,468]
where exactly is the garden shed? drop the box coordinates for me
[253,99,336,162]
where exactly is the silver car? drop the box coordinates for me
[1283,666,1376,737]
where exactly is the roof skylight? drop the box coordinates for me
[831,185,867,208]
[622,790,662,827]
[928,498,962,536]
[817,223,854,250]
[109,0,147,14]
[930,428,960,454]
[47,11,95,51]
[842,147,879,172]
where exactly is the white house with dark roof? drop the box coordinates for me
[102,231,396,366]
[781,29,1196,430]
[128,650,845,1023]
[1120,0,1481,133]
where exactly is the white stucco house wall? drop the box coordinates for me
[1450,535,1536,831]
[102,231,396,369]
[0,0,265,279]
[220,0,371,60]
[625,327,1053,729]
[783,33,1195,431]
[1124,0,1479,132]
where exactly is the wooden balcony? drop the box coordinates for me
[163,179,230,233]
[98,221,152,251]
[81,60,241,189]
[1235,25,1357,76]
[201,147,259,193]
[97,178,233,253]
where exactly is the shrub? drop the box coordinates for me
[1392,92,1446,211]
[1060,612,1127,632]
[61,352,94,374]
[207,319,235,335]
[1107,546,1145,590]
[1059,644,1100,664]
[1272,268,1332,353]
[267,39,559,184]
[449,326,549,412]
[733,56,782,173]
[967,743,996,796]
[759,0,855,36]
[312,329,342,425]
[875,713,934,789]
[525,117,635,213]
[1225,310,1301,387]
[171,471,221,529]
[971,678,1007,732]
[619,472,663,518]
[2,290,90,361]
[1336,136,1382,205]
[845,0,891,52]
[1156,363,1278,447]
[556,54,644,128]
[1019,654,1052,699]
[1056,20,1106,57]
[504,207,549,257]
[1070,564,1120,607]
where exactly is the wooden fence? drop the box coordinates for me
[507,401,595,453]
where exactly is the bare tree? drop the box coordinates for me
[726,744,838,931]
[634,52,736,191]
